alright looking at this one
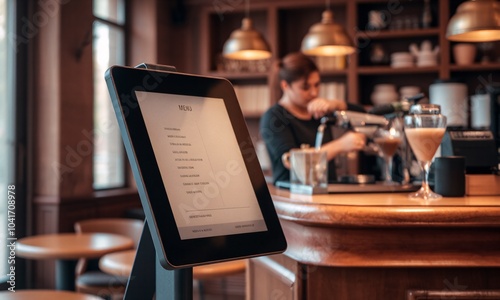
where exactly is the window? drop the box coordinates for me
[92,0,126,189]
[0,0,14,275]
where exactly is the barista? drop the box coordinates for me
[260,52,366,184]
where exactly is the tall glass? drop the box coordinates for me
[373,121,402,185]
[404,112,447,201]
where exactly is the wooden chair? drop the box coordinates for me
[74,218,143,300]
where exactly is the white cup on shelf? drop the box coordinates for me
[470,93,491,129]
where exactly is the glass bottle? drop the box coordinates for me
[422,0,432,28]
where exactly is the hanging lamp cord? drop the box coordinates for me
[245,0,250,18]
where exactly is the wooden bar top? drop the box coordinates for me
[267,185,500,268]
[269,185,500,228]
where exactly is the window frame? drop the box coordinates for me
[0,0,29,289]
[92,0,129,191]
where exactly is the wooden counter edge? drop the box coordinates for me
[269,186,500,228]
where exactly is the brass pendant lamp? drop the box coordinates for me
[301,0,355,56]
[222,0,271,60]
[446,0,500,42]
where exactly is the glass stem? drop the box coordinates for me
[420,161,432,193]
[385,156,393,182]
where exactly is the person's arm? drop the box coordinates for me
[307,98,348,119]
[321,131,367,161]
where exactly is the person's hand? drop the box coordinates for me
[337,131,367,152]
[307,98,347,119]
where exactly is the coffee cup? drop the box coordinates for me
[434,156,466,197]
[282,146,328,187]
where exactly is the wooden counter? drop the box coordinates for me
[247,186,500,300]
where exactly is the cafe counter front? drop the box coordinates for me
[247,185,500,300]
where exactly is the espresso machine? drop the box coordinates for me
[316,110,389,149]
[316,110,388,185]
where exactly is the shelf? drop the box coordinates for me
[356,28,440,40]
[356,0,406,3]
[449,62,500,72]
[320,69,348,77]
[207,72,268,81]
[357,66,440,75]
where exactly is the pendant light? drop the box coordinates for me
[301,0,355,56]
[446,0,500,42]
[222,0,271,60]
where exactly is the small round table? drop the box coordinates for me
[17,233,134,291]
[0,290,103,300]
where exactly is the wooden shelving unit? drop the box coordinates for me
[357,66,440,75]
[207,72,268,81]
[355,28,440,40]
[449,62,500,72]
[320,69,348,77]
[197,0,500,114]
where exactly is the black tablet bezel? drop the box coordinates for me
[105,65,286,269]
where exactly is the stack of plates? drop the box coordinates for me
[391,52,414,68]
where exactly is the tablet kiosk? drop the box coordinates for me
[105,65,287,270]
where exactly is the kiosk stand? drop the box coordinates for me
[124,221,192,300]
[105,63,287,300]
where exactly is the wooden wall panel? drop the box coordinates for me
[33,0,61,197]
[248,255,299,300]
[33,0,94,199]
[307,267,500,300]
[129,0,157,66]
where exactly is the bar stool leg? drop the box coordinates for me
[55,259,77,290]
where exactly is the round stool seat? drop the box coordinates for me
[100,250,246,279]
[193,260,247,280]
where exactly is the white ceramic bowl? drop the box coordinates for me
[391,52,413,61]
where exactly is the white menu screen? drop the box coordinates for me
[136,91,267,240]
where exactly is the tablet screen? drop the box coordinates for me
[136,91,267,239]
